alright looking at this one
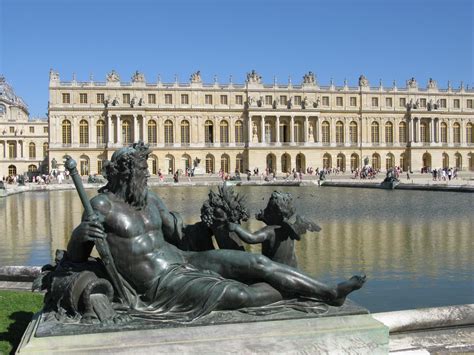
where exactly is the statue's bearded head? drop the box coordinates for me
[100,142,151,209]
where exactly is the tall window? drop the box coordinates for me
[220,95,228,105]
[441,122,447,143]
[386,98,393,107]
[265,122,272,143]
[235,120,243,143]
[97,93,105,104]
[420,122,428,143]
[322,96,329,106]
[322,121,330,144]
[439,99,447,108]
[80,156,89,176]
[8,143,16,159]
[148,94,156,104]
[336,97,343,106]
[294,122,302,142]
[235,95,243,105]
[467,123,473,143]
[29,126,35,133]
[97,159,103,175]
[350,154,359,171]
[164,120,174,144]
[280,95,287,105]
[385,122,393,143]
[386,154,395,170]
[165,94,173,104]
[79,93,88,104]
[399,98,406,107]
[43,143,48,158]
[349,121,358,143]
[220,120,229,143]
[123,94,130,104]
[62,119,71,145]
[371,122,379,143]
[235,155,243,173]
[399,122,407,143]
[419,98,426,108]
[205,95,213,104]
[294,96,302,106]
[372,97,379,107]
[335,121,344,144]
[205,154,214,173]
[8,165,16,176]
[122,120,131,144]
[205,120,213,143]
[221,154,230,173]
[350,97,357,106]
[453,99,460,109]
[467,99,473,109]
[372,153,380,170]
[29,142,36,159]
[181,120,190,144]
[453,123,460,143]
[148,120,157,144]
[96,120,105,144]
[79,119,89,145]
[62,93,70,104]
[181,94,189,104]
[265,95,272,105]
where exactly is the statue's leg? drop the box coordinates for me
[214,282,283,310]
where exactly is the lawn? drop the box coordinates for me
[0,290,43,355]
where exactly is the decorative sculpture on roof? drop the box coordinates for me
[427,78,437,89]
[407,77,418,89]
[303,71,316,85]
[49,69,60,82]
[131,71,145,83]
[358,75,369,87]
[246,70,262,84]
[190,71,202,83]
[107,70,120,83]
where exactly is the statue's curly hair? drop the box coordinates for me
[200,184,249,227]
[257,191,295,225]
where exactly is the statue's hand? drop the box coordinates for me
[75,220,106,242]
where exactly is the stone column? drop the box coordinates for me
[260,116,265,143]
[276,116,280,143]
[317,117,322,143]
[408,118,413,142]
[304,116,308,143]
[247,116,252,144]
[290,116,294,143]
[142,115,147,143]
[133,114,139,142]
[106,114,112,144]
[18,141,22,158]
[380,119,385,144]
[116,114,121,145]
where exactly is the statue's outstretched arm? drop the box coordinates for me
[228,223,278,244]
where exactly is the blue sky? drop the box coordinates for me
[1,0,472,117]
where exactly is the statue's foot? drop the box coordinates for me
[327,275,366,307]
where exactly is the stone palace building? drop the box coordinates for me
[0,76,48,178]
[45,70,474,176]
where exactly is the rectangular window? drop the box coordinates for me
[294,96,302,105]
[371,97,379,107]
[123,94,130,104]
[97,160,103,175]
[235,95,243,105]
[439,99,447,108]
[280,95,287,105]
[205,95,213,104]
[336,97,343,106]
[44,127,48,133]
[148,94,156,104]
[467,99,473,109]
[386,98,393,107]
[62,93,70,104]
[350,97,357,106]
[265,95,272,105]
[97,93,105,104]
[220,95,228,105]
[79,93,88,104]
[322,96,329,106]
[419,98,426,108]
[181,94,189,105]
[399,97,406,107]
[29,126,35,133]
[9,126,14,133]
[454,99,460,108]
[165,94,173,104]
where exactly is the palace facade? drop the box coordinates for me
[47,70,473,176]
[0,76,48,178]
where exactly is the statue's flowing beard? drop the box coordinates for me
[126,172,148,209]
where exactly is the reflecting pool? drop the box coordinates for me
[0,186,472,312]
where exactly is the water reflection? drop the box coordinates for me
[0,186,472,312]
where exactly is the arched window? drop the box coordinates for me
[221,154,230,173]
[467,123,473,143]
[8,165,16,176]
[385,122,393,143]
[220,120,229,144]
[80,155,90,176]
[29,142,36,159]
[148,156,158,175]
[62,119,71,145]
[420,122,428,143]
[336,153,345,171]
[442,153,449,168]
[399,122,407,143]
[165,154,175,174]
[455,153,462,169]
[350,153,359,171]
[181,154,191,171]
[372,153,381,170]
[122,120,131,144]
[205,120,214,143]
[281,154,291,173]
[147,119,157,144]
[349,121,358,144]
[235,154,244,173]
[296,153,305,172]
[453,122,461,144]
[205,154,214,173]
[322,121,330,144]
[43,142,48,158]
[371,122,379,143]
[180,120,190,145]
[441,122,448,143]
[400,153,406,171]
[323,153,331,169]
[28,164,37,172]
[164,120,174,144]
[423,153,432,169]
[235,120,243,144]
[336,121,344,144]
[79,119,89,145]
[386,153,395,170]
[96,119,105,144]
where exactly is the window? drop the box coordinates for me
[293,122,301,142]
[280,95,287,105]
[336,97,343,106]
[420,123,428,143]
[165,94,173,104]
[205,155,214,173]
[123,94,130,104]
[8,165,16,176]
[235,120,243,143]
[349,121,358,143]
[350,97,357,106]
[372,153,380,170]
[220,95,228,105]
[164,120,173,144]
[148,120,157,144]
[44,127,48,133]
[335,121,344,144]
[148,94,156,104]
[62,93,70,104]
[386,98,393,107]
[96,120,105,144]
[322,121,330,143]
[97,93,105,104]
[371,122,379,143]
[466,123,473,143]
[399,97,406,107]
[8,143,16,159]
[440,122,447,143]
[265,95,272,105]
[439,99,447,108]
[181,94,189,105]
[205,120,214,143]
[322,96,329,106]
[453,99,460,108]
[399,122,407,143]
[205,95,213,105]
[43,143,48,158]
[79,93,88,104]
[97,160,103,175]
[181,120,190,144]
[122,120,131,144]
[29,126,34,133]
[235,155,243,173]
[62,120,71,145]
[385,122,394,143]
[220,121,229,143]
[419,98,426,108]
[9,127,14,133]
[453,123,460,143]
[221,154,230,174]
[235,95,243,105]
[79,120,89,145]
[371,97,379,107]
[294,96,302,105]
[467,99,473,109]
[29,143,36,159]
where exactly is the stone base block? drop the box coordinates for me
[18,313,388,354]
